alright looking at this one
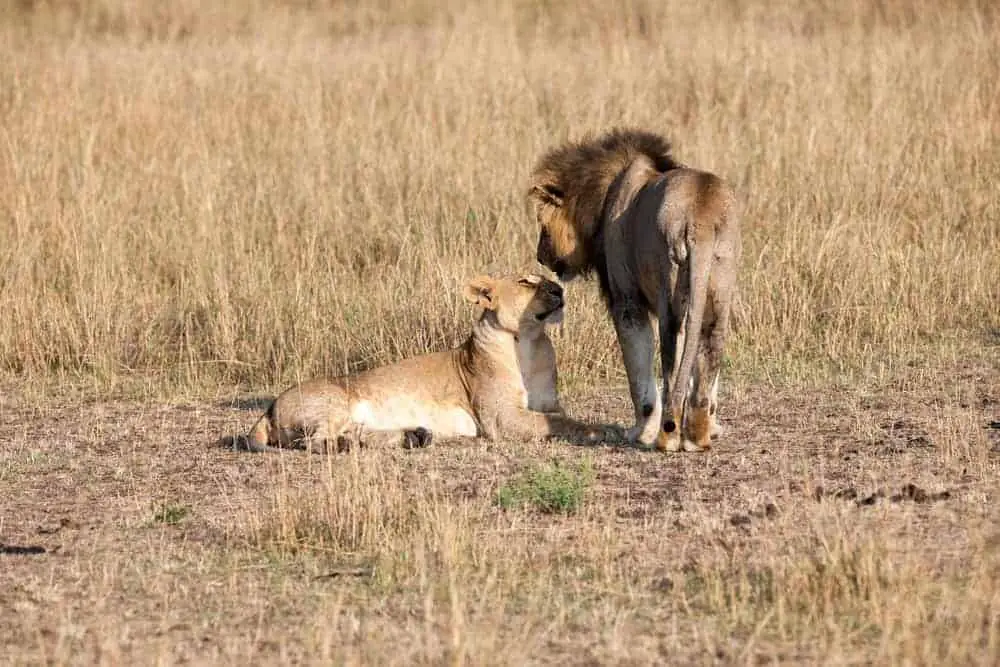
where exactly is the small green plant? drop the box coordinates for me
[496,460,593,514]
[152,503,190,525]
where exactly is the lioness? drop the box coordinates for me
[528,128,741,452]
[239,273,609,452]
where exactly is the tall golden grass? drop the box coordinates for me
[2,0,996,397]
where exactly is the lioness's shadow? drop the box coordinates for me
[217,395,274,412]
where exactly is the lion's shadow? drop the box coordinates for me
[568,434,645,451]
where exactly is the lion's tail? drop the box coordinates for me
[670,223,714,422]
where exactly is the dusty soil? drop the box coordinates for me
[2,355,998,665]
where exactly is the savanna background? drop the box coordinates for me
[1,0,998,664]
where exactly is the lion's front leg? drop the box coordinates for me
[612,307,661,446]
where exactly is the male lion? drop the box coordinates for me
[237,273,609,452]
[528,128,740,452]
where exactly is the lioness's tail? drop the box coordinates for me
[233,401,283,453]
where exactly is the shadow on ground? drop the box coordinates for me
[217,396,274,412]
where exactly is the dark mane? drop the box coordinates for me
[528,128,680,288]
[530,128,678,203]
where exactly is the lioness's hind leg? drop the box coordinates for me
[402,427,434,449]
[341,428,432,450]
[303,434,339,454]
[335,433,358,453]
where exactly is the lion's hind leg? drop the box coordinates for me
[684,396,713,452]
[684,312,727,452]
[707,369,724,439]
[656,293,686,453]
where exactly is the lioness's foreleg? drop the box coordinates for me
[497,407,610,444]
[612,303,661,446]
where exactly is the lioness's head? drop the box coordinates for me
[463,273,564,334]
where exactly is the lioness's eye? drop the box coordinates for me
[517,279,535,287]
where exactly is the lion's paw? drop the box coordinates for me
[626,423,659,446]
[682,439,708,453]
[656,430,683,452]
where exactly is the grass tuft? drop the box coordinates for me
[151,503,189,525]
[497,460,593,514]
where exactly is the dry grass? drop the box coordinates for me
[1,0,999,664]
[3,0,997,395]
[2,369,999,664]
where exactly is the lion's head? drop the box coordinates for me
[527,128,678,281]
[463,273,564,334]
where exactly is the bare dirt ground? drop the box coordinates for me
[2,351,998,665]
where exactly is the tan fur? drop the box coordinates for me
[528,128,741,452]
[240,273,610,452]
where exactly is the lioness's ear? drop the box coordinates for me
[463,276,496,310]
[530,183,564,208]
